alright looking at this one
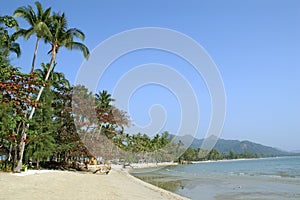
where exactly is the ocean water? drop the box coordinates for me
[131,156,300,200]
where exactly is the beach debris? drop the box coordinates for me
[92,165,111,174]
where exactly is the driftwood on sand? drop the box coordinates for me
[92,165,111,174]
[31,161,111,174]
[75,162,111,174]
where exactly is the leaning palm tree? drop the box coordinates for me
[15,12,89,172]
[13,1,52,72]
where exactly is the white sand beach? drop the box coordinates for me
[0,167,189,200]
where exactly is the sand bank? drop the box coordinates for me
[126,162,178,169]
[0,168,189,200]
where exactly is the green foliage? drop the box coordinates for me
[0,15,20,58]
[21,163,27,170]
[177,147,261,162]
[229,150,237,159]
[13,2,52,72]
[45,12,90,59]
[0,161,13,172]
[14,1,52,39]
[0,16,18,28]
[6,2,91,171]
[26,133,56,161]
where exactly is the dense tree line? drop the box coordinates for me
[178,147,261,163]
[0,2,91,172]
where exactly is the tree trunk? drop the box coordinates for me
[36,157,39,169]
[13,142,18,170]
[14,122,27,172]
[14,47,57,172]
[31,37,40,73]
[8,143,12,161]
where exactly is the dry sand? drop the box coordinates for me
[0,168,189,200]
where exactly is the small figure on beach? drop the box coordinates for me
[84,159,90,169]
[91,157,97,165]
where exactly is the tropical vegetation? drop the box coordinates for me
[0,2,274,172]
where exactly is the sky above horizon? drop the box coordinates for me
[1,0,300,151]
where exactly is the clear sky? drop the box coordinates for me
[1,0,300,151]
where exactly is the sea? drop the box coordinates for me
[131,156,300,200]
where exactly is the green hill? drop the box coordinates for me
[172,135,292,157]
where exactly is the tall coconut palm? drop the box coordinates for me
[41,12,89,90]
[13,1,52,72]
[15,12,89,172]
[29,12,89,120]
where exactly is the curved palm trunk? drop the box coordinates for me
[31,37,40,73]
[14,47,57,172]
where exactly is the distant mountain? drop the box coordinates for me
[291,150,300,154]
[172,135,292,157]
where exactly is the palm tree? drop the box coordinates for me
[95,90,115,138]
[46,13,89,67]
[36,62,71,89]
[13,1,52,72]
[29,12,89,120]
[15,12,89,172]
[95,90,115,110]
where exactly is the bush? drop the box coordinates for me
[0,161,13,172]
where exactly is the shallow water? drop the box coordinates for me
[131,156,300,200]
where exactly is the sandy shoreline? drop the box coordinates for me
[0,167,189,200]
[0,159,265,199]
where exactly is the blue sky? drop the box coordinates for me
[1,0,300,151]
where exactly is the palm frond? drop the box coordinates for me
[67,41,90,59]
[35,1,43,20]
[42,7,52,22]
[14,7,35,26]
[66,28,85,41]
[9,42,21,57]
[12,28,29,40]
